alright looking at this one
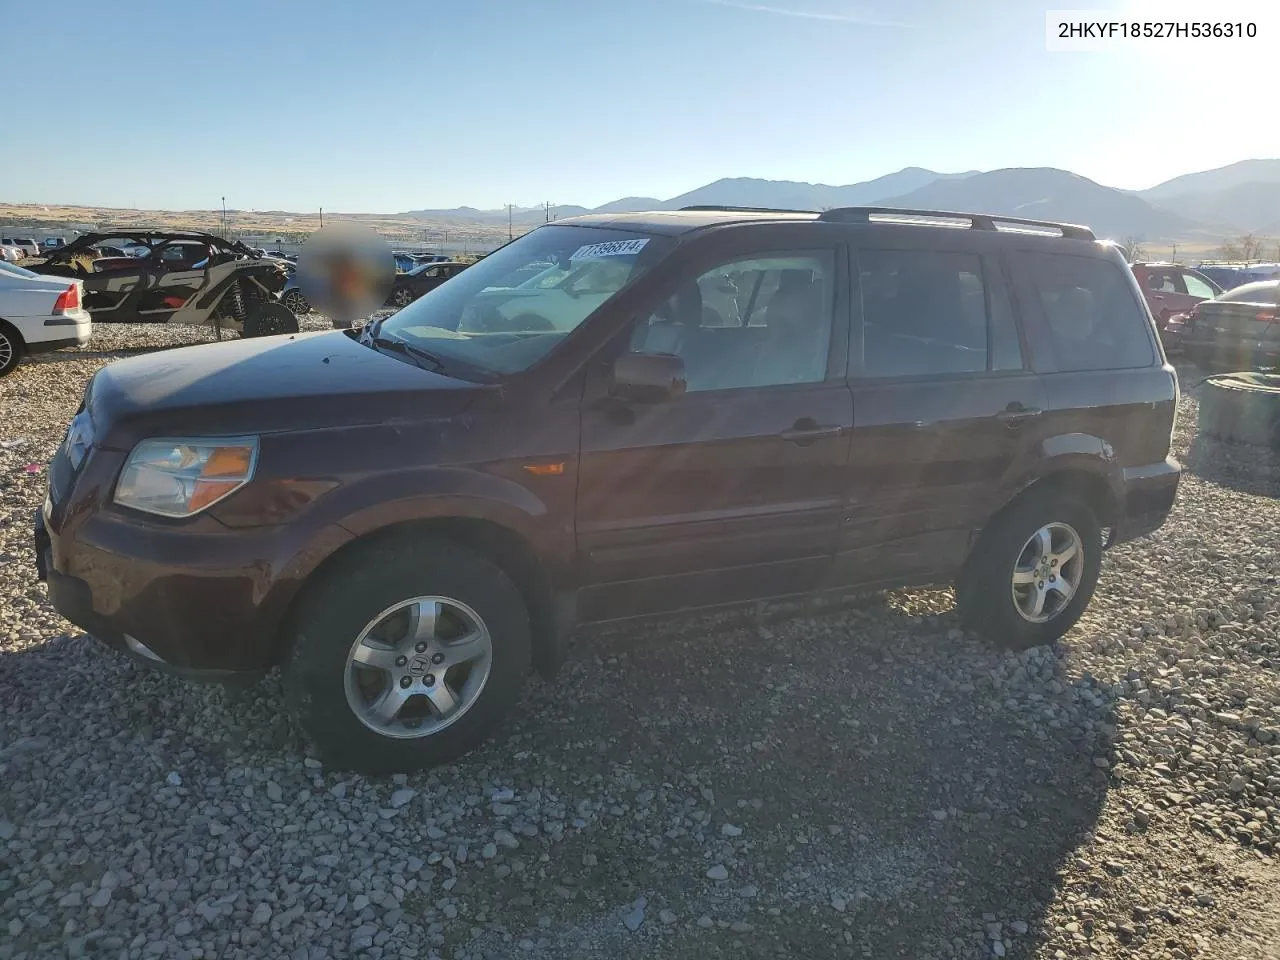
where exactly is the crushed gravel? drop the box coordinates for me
[2,325,1279,959]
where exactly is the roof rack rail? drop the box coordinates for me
[817,206,1095,241]
[679,204,817,215]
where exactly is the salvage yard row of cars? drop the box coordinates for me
[1130,259,1280,369]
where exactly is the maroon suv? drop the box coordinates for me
[35,207,1181,773]
[1129,261,1222,348]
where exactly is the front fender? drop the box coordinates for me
[293,464,574,588]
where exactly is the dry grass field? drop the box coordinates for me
[0,202,518,251]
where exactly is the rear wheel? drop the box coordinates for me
[391,286,415,309]
[956,490,1102,650]
[242,301,300,338]
[283,540,531,773]
[0,323,24,378]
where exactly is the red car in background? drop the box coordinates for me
[1129,262,1222,351]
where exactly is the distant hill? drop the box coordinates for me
[1141,159,1280,201]
[878,167,1201,241]
[393,160,1280,242]
[591,196,666,214]
[663,167,978,211]
[1144,181,1280,235]
[402,204,589,225]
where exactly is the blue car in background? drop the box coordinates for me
[1196,262,1280,290]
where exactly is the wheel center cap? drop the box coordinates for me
[407,655,431,677]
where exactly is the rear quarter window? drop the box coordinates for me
[1024,252,1155,372]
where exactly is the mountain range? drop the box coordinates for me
[402,159,1280,241]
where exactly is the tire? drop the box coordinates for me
[1198,373,1280,449]
[282,289,311,315]
[0,323,24,378]
[283,540,532,774]
[956,490,1102,651]
[242,301,300,338]
[391,286,415,309]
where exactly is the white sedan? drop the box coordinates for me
[0,261,92,377]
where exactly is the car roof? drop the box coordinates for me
[554,206,1100,245]
[1219,279,1280,300]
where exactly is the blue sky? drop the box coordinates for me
[3,0,1274,212]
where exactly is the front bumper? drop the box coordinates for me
[37,509,248,681]
[35,456,351,677]
[1112,457,1181,544]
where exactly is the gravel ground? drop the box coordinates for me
[2,323,1280,960]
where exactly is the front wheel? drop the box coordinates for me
[283,540,531,773]
[956,490,1102,650]
[391,286,415,309]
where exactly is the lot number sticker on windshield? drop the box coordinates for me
[569,238,649,261]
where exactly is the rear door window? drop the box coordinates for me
[853,248,1023,378]
[1023,253,1154,372]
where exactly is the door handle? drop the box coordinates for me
[780,419,845,445]
[994,403,1043,424]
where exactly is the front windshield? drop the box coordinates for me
[377,224,671,377]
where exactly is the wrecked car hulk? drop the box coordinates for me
[29,230,296,338]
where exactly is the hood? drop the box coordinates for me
[89,330,488,449]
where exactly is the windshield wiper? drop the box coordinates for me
[370,335,447,373]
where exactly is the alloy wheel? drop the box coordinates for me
[343,596,493,739]
[1011,522,1084,623]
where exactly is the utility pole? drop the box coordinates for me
[1171,242,1177,264]
[544,201,550,223]
[319,207,324,228]
[507,203,513,241]
[221,196,227,239]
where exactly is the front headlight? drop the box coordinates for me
[114,437,259,518]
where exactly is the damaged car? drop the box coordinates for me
[27,231,297,338]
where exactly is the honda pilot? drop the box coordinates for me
[35,206,1181,773]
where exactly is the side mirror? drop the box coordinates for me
[610,352,686,404]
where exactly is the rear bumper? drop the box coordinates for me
[27,333,90,354]
[1112,457,1180,544]
[13,312,91,352]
